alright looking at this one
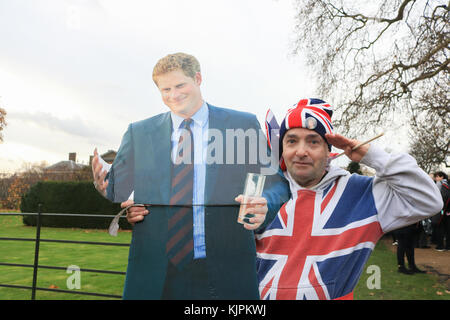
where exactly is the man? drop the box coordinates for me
[92,53,288,299]
[432,171,450,251]
[255,98,443,300]
[394,223,426,275]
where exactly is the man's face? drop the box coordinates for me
[282,127,330,188]
[155,69,203,118]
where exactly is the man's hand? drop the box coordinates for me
[325,133,369,163]
[121,199,149,226]
[235,195,268,230]
[92,148,109,197]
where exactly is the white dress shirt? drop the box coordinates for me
[170,101,209,259]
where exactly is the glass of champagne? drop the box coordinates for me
[237,173,266,224]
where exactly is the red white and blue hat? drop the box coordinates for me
[279,98,334,170]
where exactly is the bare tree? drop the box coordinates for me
[408,89,449,172]
[292,0,449,163]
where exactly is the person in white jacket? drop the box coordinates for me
[255,98,443,300]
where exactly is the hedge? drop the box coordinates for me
[20,181,131,230]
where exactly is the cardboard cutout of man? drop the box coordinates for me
[92,53,289,299]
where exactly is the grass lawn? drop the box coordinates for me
[0,213,449,300]
[0,213,131,300]
[354,239,449,300]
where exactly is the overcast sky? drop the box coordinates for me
[0,0,406,173]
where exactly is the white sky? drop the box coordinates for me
[0,0,407,173]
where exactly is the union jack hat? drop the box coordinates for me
[279,98,334,170]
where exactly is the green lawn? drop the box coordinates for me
[354,240,449,300]
[0,214,131,300]
[0,213,448,300]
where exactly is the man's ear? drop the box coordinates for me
[195,72,202,86]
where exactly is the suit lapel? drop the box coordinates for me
[205,104,229,205]
[147,112,172,205]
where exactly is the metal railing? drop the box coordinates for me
[0,204,130,299]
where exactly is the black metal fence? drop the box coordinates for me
[0,205,129,299]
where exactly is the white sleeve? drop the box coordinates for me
[360,145,443,233]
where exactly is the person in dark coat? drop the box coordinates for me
[395,223,426,274]
[433,171,450,251]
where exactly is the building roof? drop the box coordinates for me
[44,160,87,172]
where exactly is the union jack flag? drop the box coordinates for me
[264,108,279,150]
[278,98,335,171]
[256,174,384,300]
[283,98,333,137]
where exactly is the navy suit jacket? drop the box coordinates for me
[106,104,289,299]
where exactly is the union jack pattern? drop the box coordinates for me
[264,108,279,150]
[264,107,340,171]
[284,98,333,138]
[278,98,334,171]
[256,173,384,300]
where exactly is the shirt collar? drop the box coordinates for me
[170,101,209,130]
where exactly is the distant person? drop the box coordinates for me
[432,171,450,251]
[417,217,432,248]
[395,223,426,274]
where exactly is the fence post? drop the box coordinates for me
[31,203,42,300]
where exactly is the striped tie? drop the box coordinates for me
[166,119,194,269]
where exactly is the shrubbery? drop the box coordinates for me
[20,181,131,230]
